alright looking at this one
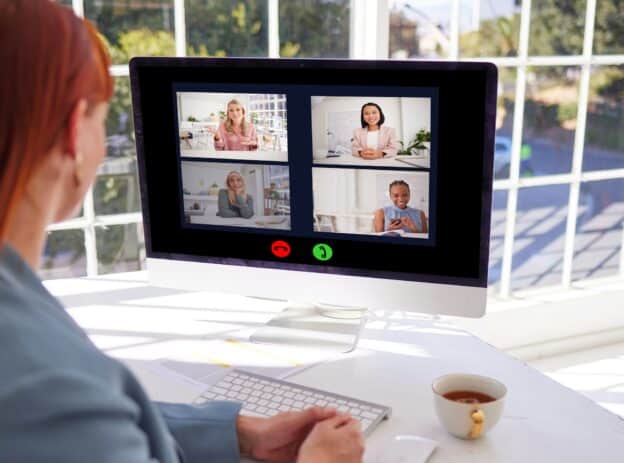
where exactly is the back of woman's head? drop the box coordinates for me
[0,0,113,243]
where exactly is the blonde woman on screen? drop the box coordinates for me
[214,99,259,151]
[217,171,254,218]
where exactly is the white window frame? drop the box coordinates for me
[60,0,624,301]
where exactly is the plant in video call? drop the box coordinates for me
[398,128,431,155]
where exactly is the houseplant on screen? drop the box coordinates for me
[398,128,431,156]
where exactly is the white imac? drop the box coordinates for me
[130,57,497,352]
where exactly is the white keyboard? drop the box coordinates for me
[194,369,391,436]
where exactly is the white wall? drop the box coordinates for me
[360,170,429,215]
[400,98,431,144]
[178,92,251,122]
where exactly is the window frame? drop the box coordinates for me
[56,0,623,300]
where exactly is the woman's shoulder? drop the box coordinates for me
[381,125,396,134]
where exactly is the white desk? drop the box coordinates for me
[181,149,288,162]
[314,152,431,169]
[47,274,624,462]
[190,214,290,229]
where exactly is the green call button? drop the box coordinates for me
[312,243,333,261]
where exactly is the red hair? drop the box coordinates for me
[0,0,114,244]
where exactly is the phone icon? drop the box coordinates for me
[271,240,291,258]
[312,243,333,262]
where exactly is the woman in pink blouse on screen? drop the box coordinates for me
[213,99,259,151]
[351,102,398,159]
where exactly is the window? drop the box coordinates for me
[48,0,624,301]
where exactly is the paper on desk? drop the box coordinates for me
[144,337,335,389]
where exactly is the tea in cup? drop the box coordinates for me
[432,373,506,439]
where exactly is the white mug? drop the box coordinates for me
[432,373,507,439]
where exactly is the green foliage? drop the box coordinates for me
[592,0,624,55]
[557,102,577,123]
[278,0,349,57]
[528,0,585,55]
[460,14,520,57]
[398,129,431,155]
[85,0,175,64]
[186,0,267,56]
[109,29,175,63]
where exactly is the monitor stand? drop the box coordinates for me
[250,302,367,353]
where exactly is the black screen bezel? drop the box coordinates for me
[130,58,496,288]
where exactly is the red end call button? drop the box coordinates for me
[271,240,291,258]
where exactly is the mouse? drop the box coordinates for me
[373,435,438,463]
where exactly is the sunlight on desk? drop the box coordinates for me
[357,339,431,358]
[88,334,155,350]
[44,275,148,296]
[66,305,247,336]
[126,291,288,314]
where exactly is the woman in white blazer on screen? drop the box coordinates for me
[351,102,399,159]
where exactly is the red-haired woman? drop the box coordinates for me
[0,2,363,463]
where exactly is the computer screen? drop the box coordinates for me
[130,58,496,320]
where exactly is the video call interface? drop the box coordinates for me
[175,86,437,246]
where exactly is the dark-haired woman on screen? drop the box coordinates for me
[351,102,399,159]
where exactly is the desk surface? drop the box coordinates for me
[314,152,431,169]
[190,214,290,229]
[46,274,624,462]
[181,149,288,162]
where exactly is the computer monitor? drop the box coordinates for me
[130,58,496,350]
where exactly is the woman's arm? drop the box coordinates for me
[247,124,258,151]
[420,210,428,233]
[217,190,239,218]
[236,195,254,219]
[158,401,243,463]
[381,127,399,157]
[373,209,385,232]
[214,122,226,151]
[351,129,364,157]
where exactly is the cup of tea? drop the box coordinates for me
[432,373,507,440]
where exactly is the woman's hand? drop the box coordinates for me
[297,413,365,463]
[401,216,418,232]
[359,148,384,160]
[237,407,338,462]
[388,218,403,231]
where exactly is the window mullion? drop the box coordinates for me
[499,0,532,298]
[72,0,84,17]
[269,0,280,58]
[83,187,98,277]
[174,0,187,57]
[449,0,460,60]
[561,0,596,287]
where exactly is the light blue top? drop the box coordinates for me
[0,245,242,463]
[383,205,424,232]
[217,189,254,218]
